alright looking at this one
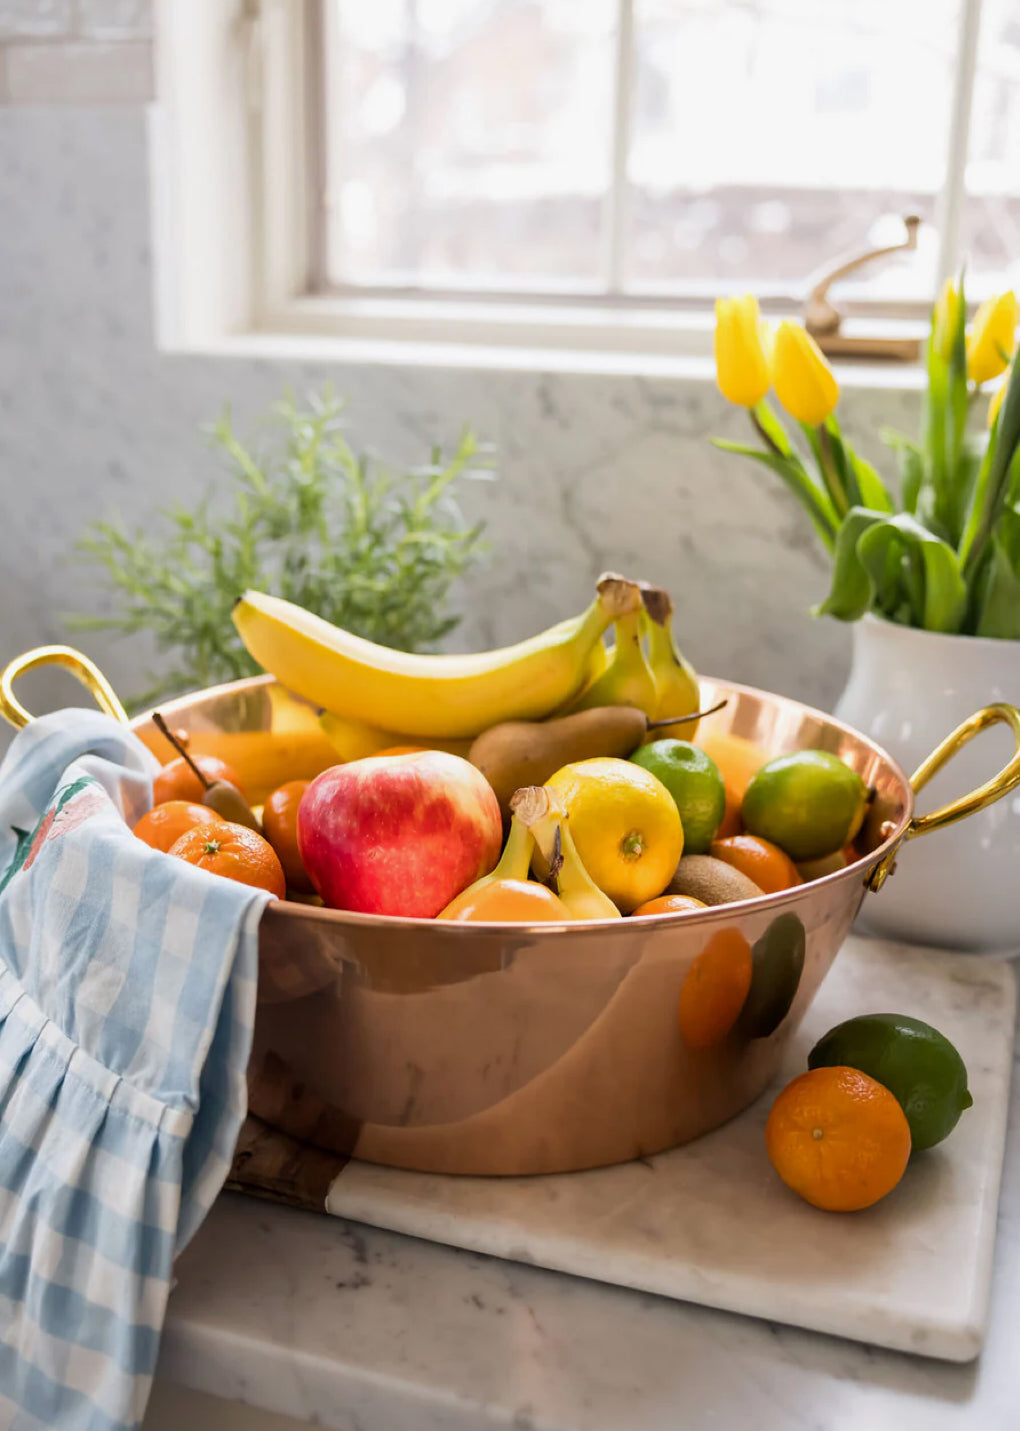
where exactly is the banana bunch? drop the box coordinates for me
[566,582,702,739]
[233,573,702,760]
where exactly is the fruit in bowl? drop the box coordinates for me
[297,750,503,918]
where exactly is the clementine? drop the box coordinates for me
[262,779,314,893]
[632,894,707,917]
[133,800,221,854]
[439,878,569,922]
[153,754,246,806]
[169,821,286,899]
[766,1065,912,1212]
[709,834,802,894]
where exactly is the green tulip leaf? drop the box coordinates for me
[814,507,888,621]
[816,509,967,632]
[973,508,1020,639]
[882,430,925,514]
[856,513,967,633]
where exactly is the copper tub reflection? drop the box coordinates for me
[119,673,1020,1176]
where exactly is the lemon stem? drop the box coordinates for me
[621,830,645,861]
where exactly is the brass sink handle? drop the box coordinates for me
[868,703,1020,893]
[0,645,129,731]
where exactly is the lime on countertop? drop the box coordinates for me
[808,1012,972,1151]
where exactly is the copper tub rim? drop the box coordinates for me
[133,669,915,937]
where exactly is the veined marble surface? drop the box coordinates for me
[156,943,1020,1430]
[1,107,926,734]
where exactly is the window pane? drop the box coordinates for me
[324,0,616,290]
[626,0,958,299]
[961,0,1020,294]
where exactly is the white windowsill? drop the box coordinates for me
[183,325,930,391]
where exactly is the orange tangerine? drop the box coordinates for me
[439,878,569,922]
[714,778,744,839]
[262,780,314,893]
[632,894,707,917]
[765,1065,912,1212]
[133,800,221,854]
[709,834,802,894]
[153,754,247,806]
[169,821,286,899]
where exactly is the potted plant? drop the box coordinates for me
[713,283,1020,952]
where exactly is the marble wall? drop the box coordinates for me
[0,105,924,736]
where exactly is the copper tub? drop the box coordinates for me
[4,651,1020,1176]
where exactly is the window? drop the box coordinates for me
[154,0,1020,362]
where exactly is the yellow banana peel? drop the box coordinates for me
[233,576,636,740]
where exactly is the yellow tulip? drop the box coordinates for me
[714,294,771,408]
[967,291,1018,385]
[988,381,1006,428]
[771,320,839,426]
[932,277,962,363]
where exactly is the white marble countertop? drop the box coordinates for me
[154,1000,1020,1431]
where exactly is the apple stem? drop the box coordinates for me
[152,712,213,790]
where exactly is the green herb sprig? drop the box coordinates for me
[71,388,492,708]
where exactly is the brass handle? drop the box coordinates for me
[0,645,129,730]
[868,703,1020,892]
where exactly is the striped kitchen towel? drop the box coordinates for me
[0,710,270,1430]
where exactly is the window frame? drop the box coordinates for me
[152,0,984,372]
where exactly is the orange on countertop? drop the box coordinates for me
[169,821,286,899]
[262,779,314,893]
[765,1065,912,1212]
[153,754,247,806]
[133,800,222,854]
[709,834,802,894]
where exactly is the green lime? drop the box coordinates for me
[808,1013,973,1151]
[629,740,725,854]
[741,750,867,862]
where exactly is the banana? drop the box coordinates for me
[639,586,701,742]
[510,786,620,921]
[318,710,472,762]
[232,577,635,740]
[566,582,658,717]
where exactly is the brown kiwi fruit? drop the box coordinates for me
[666,855,764,906]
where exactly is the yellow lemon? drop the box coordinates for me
[544,757,684,913]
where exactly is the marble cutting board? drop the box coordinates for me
[229,936,1015,1363]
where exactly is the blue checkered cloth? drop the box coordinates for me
[0,710,269,1430]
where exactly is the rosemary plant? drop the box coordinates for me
[72,389,491,708]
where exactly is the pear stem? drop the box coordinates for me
[646,698,728,730]
[152,712,212,789]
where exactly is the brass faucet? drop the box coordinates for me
[804,214,922,362]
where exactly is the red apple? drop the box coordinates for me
[297,751,502,918]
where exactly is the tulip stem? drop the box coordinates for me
[816,426,850,518]
[750,408,783,457]
[745,409,839,552]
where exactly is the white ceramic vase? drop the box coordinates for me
[834,616,1020,953]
